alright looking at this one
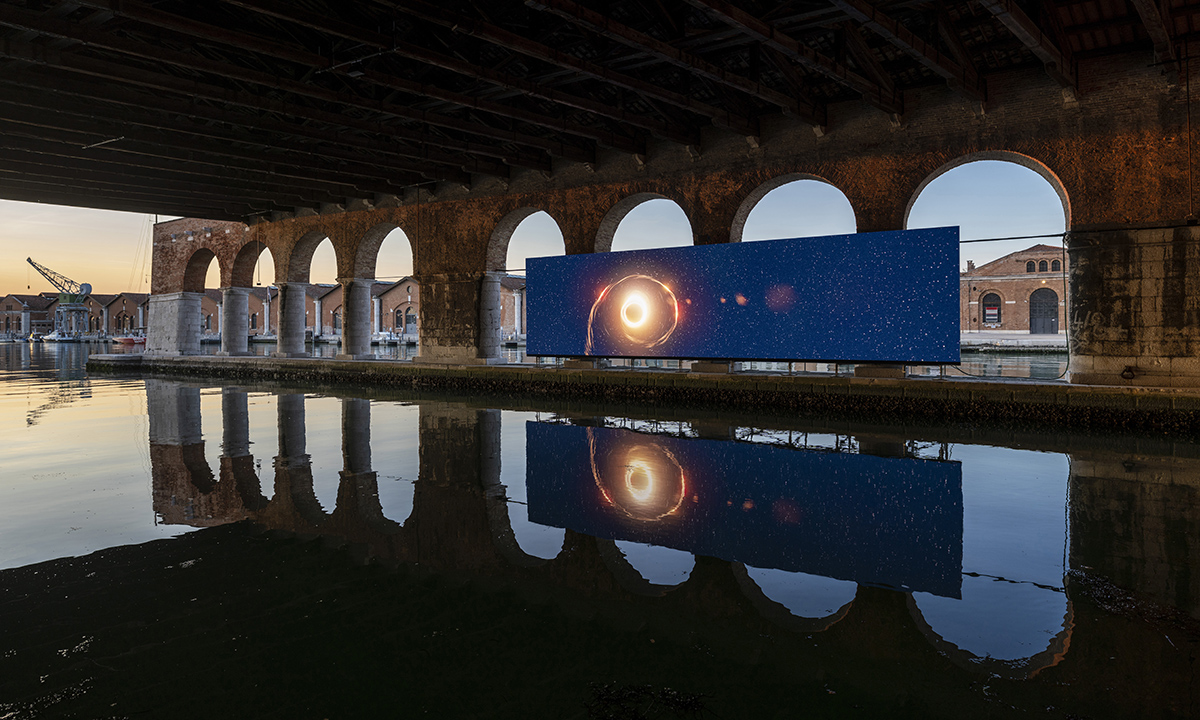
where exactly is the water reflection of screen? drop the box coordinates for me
[526,423,964,598]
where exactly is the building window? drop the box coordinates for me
[982,293,1001,324]
[1051,259,1061,272]
[1038,260,1048,272]
[250,313,258,330]
[1026,261,1035,273]
[204,315,212,331]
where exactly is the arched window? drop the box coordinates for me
[394,308,403,330]
[1025,261,1036,273]
[1051,259,1061,272]
[1038,260,1048,272]
[250,313,258,330]
[404,308,417,334]
[332,309,342,332]
[204,315,211,331]
[982,293,1002,324]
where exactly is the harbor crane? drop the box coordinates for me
[26,258,93,339]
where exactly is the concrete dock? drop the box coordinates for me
[89,352,1200,435]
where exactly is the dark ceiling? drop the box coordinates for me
[0,0,1188,220]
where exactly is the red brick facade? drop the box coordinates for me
[960,245,1068,333]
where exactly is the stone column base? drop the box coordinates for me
[562,358,610,369]
[1069,354,1200,387]
[690,360,741,373]
[271,351,312,359]
[215,351,254,357]
[413,345,507,365]
[853,364,906,379]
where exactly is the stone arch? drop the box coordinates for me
[353,221,413,280]
[595,192,693,253]
[903,151,1072,230]
[182,248,218,293]
[730,173,856,243]
[285,230,337,283]
[486,207,546,271]
[230,238,271,288]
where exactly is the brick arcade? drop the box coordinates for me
[146,51,1200,386]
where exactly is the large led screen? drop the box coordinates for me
[526,422,964,598]
[526,227,959,363]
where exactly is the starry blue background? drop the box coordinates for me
[526,422,964,598]
[526,227,960,363]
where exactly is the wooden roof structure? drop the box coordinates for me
[0,0,1191,219]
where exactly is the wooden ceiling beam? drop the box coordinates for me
[684,0,905,115]
[379,0,762,137]
[0,3,557,170]
[75,0,643,156]
[1127,0,1175,63]
[525,0,827,127]
[975,0,1076,88]
[829,0,986,101]
[0,68,477,185]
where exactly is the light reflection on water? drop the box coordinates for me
[0,340,1195,716]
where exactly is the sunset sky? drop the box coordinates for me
[1,160,1067,296]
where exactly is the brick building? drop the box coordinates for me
[1,294,54,337]
[106,293,149,334]
[960,245,1068,334]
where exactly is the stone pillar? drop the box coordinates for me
[414,273,503,364]
[1070,449,1200,617]
[479,272,503,361]
[277,393,307,464]
[410,404,501,565]
[1069,226,1200,386]
[145,291,204,356]
[21,309,29,335]
[372,296,381,335]
[146,379,203,447]
[342,397,371,475]
[273,282,309,357]
[313,297,323,338]
[136,304,144,331]
[101,306,110,337]
[221,388,251,459]
[218,287,251,356]
[337,278,373,360]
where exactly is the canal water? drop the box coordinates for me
[0,342,1196,718]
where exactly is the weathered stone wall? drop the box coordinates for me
[1070,452,1200,617]
[1070,225,1200,386]
[149,51,1198,377]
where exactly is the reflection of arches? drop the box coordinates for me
[731,173,856,243]
[908,592,1074,680]
[613,540,694,587]
[182,248,218,293]
[904,151,1071,229]
[733,564,855,633]
[596,193,692,253]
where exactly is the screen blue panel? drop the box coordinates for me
[526,227,959,363]
[526,422,963,598]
